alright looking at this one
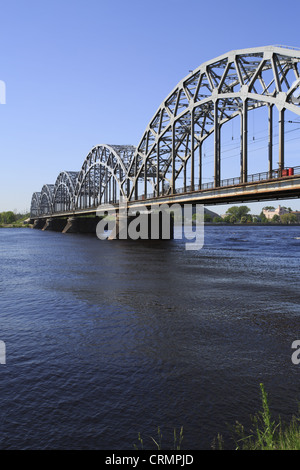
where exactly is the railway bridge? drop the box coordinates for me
[30,46,300,236]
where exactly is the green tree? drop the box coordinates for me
[259,211,268,223]
[281,213,297,224]
[226,206,250,222]
[240,214,253,223]
[0,211,16,224]
[271,214,281,223]
[204,213,212,222]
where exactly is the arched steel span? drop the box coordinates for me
[30,45,300,217]
[74,144,136,209]
[30,192,41,217]
[53,171,79,213]
[39,184,54,215]
[129,45,300,200]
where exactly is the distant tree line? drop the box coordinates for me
[0,211,30,225]
[195,205,299,224]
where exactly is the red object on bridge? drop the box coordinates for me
[282,169,288,176]
[288,168,294,176]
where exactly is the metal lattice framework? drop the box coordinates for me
[53,171,79,212]
[31,45,300,217]
[131,45,300,198]
[30,192,41,217]
[75,144,136,209]
[39,184,54,215]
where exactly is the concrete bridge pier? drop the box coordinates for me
[42,218,68,231]
[62,217,78,233]
[32,218,46,229]
[32,212,174,240]
[42,218,53,231]
[62,216,101,234]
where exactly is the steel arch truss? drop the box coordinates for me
[30,46,300,217]
[74,144,136,209]
[30,192,41,217]
[39,184,54,215]
[53,171,78,213]
[129,45,300,198]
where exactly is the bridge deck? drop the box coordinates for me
[32,171,300,219]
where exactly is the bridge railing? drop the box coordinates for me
[178,165,300,195]
[34,165,300,216]
[135,165,300,200]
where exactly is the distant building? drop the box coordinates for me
[262,205,289,220]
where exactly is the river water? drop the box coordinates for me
[0,225,299,450]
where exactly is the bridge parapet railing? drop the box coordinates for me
[161,165,300,198]
[220,177,241,187]
[290,165,300,176]
[107,166,300,203]
[137,166,300,201]
[34,165,300,216]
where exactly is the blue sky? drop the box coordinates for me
[0,0,300,214]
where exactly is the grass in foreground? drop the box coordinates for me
[218,383,300,450]
[134,384,300,450]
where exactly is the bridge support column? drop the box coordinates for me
[190,108,195,191]
[172,123,176,194]
[198,141,202,190]
[278,108,285,176]
[144,157,148,199]
[156,141,160,197]
[62,217,101,234]
[42,218,53,231]
[62,217,78,233]
[42,218,68,231]
[134,155,139,200]
[214,100,221,188]
[268,104,273,175]
[242,99,248,183]
[32,218,46,229]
